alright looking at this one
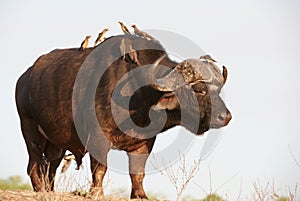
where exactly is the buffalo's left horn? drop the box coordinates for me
[154,67,186,92]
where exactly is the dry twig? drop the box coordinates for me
[152,154,201,201]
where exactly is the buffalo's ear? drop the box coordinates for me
[151,93,178,111]
[222,66,228,86]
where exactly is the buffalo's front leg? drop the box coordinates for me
[127,138,156,199]
[88,129,111,196]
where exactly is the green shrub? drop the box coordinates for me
[277,197,290,201]
[0,175,32,190]
[200,194,226,201]
[183,193,225,201]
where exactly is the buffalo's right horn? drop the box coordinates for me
[150,54,176,92]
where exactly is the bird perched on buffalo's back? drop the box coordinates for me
[199,54,217,63]
[120,38,141,65]
[78,35,91,51]
[128,43,140,65]
[94,28,109,47]
[131,24,155,41]
[118,21,131,35]
[120,38,126,60]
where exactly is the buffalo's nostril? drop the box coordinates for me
[218,111,232,126]
[218,113,226,121]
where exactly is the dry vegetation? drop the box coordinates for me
[0,177,298,201]
[0,181,297,201]
[1,145,298,201]
[0,190,149,201]
[250,180,298,201]
[152,154,201,201]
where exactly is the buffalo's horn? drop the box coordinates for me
[150,54,190,92]
[150,54,166,83]
[150,54,177,92]
[153,53,166,67]
[189,61,213,85]
[222,66,228,86]
[154,67,186,92]
[199,66,213,83]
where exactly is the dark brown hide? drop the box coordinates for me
[16,35,231,198]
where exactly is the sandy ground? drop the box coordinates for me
[0,190,157,201]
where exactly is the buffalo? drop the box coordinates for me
[15,34,231,199]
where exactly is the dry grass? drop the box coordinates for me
[152,154,201,201]
[7,144,298,201]
[151,152,300,201]
[0,189,167,201]
[250,180,298,201]
[5,158,162,201]
[0,190,140,201]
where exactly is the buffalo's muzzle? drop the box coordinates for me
[217,110,232,126]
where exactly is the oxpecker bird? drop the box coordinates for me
[120,38,140,65]
[128,44,140,65]
[78,35,91,51]
[61,154,75,173]
[131,24,155,40]
[118,21,131,35]
[120,38,126,60]
[94,28,109,47]
[199,54,217,63]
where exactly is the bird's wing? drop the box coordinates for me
[142,31,155,40]
[129,45,140,65]
[80,40,85,48]
[136,29,144,36]
[124,26,129,32]
[123,26,131,35]
[120,38,126,59]
[94,35,100,43]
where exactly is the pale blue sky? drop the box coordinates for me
[1,0,300,200]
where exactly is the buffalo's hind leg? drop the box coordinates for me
[44,141,65,190]
[20,118,47,191]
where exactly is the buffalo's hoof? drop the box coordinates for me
[88,187,104,199]
[130,192,148,199]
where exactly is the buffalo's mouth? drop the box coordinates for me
[194,109,232,135]
[196,129,209,135]
[196,108,232,135]
[197,120,211,135]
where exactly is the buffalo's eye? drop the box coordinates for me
[192,84,208,96]
[197,90,207,96]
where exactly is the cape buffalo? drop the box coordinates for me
[15,34,231,199]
